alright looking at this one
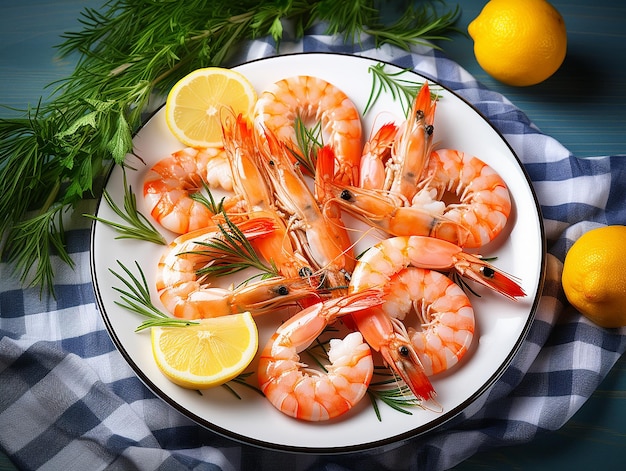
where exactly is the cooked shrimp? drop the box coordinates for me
[258,128,354,290]
[143,146,235,234]
[349,235,525,302]
[156,217,317,319]
[413,149,512,248]
[253,75,362,186]
[388,82,437,202]
[359,122,398,190]
[159,276,319,320]
[314,144,356,273]
[328,183,471,244]
[381,267,475,376]
[257,289,384,421]
[221,112,313,280]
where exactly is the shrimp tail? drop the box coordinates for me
[376,121,400,142]
[455,252,526,300]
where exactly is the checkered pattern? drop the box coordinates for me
[2,28,625,471]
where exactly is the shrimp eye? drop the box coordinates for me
[425,124,434,136]
[298,266,314,278]
[276,285,289,296]
[398,345,410,357]
[268,160,275,166]
[340,189,353,201]
[480,266,496,279]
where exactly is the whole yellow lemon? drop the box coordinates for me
[562,225,626,328]
[468,0,567,86]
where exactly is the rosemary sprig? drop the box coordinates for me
[367,369,424,421]
[193,214,278,279]
[189,179,225,215]
[222,372,265,399]
[290,115,324,176]
[0,0,460,294]
[85,170,166,245]
[109,260,198,332]
[364,63,423,116]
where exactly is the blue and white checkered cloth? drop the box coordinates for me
[2,29,626,471]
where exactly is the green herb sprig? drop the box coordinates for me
[0,0,460,294]
[367,369,424,421]
[194,214,279,280]
[110,259,263,397]
[109,260,197,332]
[85,170,166,245]
[291,115,324,176]
[221,372,265,399]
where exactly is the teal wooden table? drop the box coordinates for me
[1,1,624,470]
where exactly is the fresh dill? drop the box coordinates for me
[85,169,166,245]
[0,0,460,294]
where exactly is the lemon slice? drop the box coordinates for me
[151,312,258,389]
[165,67,257,147]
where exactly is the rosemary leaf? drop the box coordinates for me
[366,369,424,420]
[290,115,323,176]
[194,214,277,279]
[364,63,423,116]
[109,260,199,332]
[85,170,166,245]
[227,372,265,397]
[188,179,225,215]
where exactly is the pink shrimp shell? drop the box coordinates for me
[257,331,373,421]
[253,75,362,185]
[143,147,229,234]
[418,149,512,248]
[382,267,475,376]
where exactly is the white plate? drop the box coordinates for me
[91,53,545,453]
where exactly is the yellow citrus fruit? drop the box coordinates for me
[468,0,567,86]
[151,312,258,389]
[562,225,626,328]
[165,67,257,147]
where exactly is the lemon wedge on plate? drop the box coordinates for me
[165,67,257,147]
[151,312,258,389]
